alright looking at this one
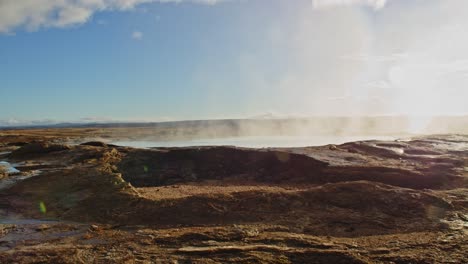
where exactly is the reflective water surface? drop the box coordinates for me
[113,135,396,148]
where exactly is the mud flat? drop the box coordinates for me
[0,129,467,263]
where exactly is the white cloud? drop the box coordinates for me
[312,0,388,10]
[0,0,225,33]
[132,30,143,40]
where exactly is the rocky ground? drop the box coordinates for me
[0,128,467,263]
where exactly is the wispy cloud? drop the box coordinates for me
[97,19,107,25]
[0,0,226,34]
[312,0,388,10]
[132,31,143,40]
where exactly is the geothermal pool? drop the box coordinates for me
[112,135,396,148]
[0,161,20,174]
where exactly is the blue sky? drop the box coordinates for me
[1,0,468,124]
[1,1,267,121]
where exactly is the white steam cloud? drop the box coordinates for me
[0,0,224,33]
[193,0,468,121]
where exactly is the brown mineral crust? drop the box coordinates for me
[0,129,467,263]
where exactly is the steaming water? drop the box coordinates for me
[113,135,395,148]
[0,161,43,190]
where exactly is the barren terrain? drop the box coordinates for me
[0,128,467,263]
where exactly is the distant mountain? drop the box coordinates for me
[0,119,60,128]
[1,116,468,136]
[0,116,131,128]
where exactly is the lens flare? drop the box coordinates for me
[39,201,47,214]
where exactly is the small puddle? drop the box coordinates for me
[388,147,405,155]
[0,161,20,174]
[369,144,405,155]
[0,219,85,251]
[0,161,42,190]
